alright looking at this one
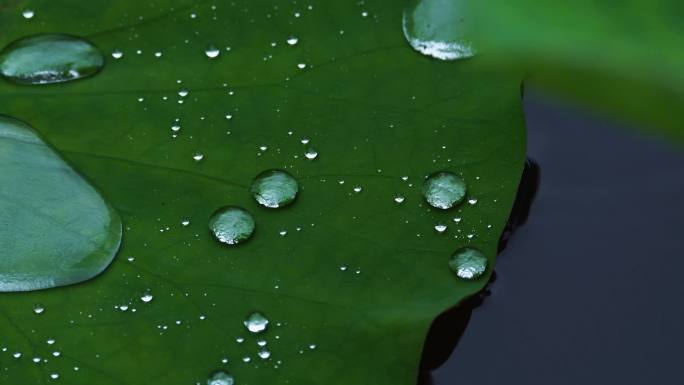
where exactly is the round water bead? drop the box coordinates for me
[244,312,269,333]
[448,247,487,280]
[209,207,255,245]
[422,171,467,209]
[250,169,299,208]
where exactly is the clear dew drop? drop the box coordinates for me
[250,169,299,208]
[394,194,405,204]
[353,185,362,193]
[205,45,220,59]
[140,293,154,303]
[0,34,104,84]
[111,50,123,59]
[50,373,59,380]
[402,0,475,60]
[22,9,34,19]
[304,148,318,160]
[244,312,269,333]
[209,207,255,246]
[287,36,299,46]
[434,223,448,233]
[258,349,271,359]
[206,370,234,385]
[448,247,487,280]
[33,304,45,314]
[422,171,467,210]
[192,152,204,162]
[178,88,189,97]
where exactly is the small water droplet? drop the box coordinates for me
[192,152,204,162]
[50,373,59,380]
[22,9,34,19]
[297,63,307,69]
[422,171,466,209]
[0,34,104,84]
[394,194,405,204]
[250,169,299,208]
[178,88,189,97]
[304,148,318,160]
[309,344,317,350]
[111,49,123,59]
[33,304,45,314]
[286,36,299,46]
[300,137,310,144]
[209,207,255,246]
[449,247,487,280]
[434,223,447,233]
[181,218,191,226]
[468,198,478,205]
[236,337,244,344]
[206,370,234,385]
[140,293,154,303]
[258,349,271,359]
[13,352,21,358]
[353,186,362,193]
[244,312,269,333]
[205,45,220,59]
[278,229,288,236]
[257,339,267,347]
[453,217,462,224]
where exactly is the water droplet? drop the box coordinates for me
[453,217,462,224]
[287,36,299,46]
[192,152,204,162]
[0,116,121,291]
[300,137,310,144]
[448,247,487,280]
[244,312,269,333]
[33,304,45,314]
[468,198,478,205]
[258,349,271,359]
[13,352,21,358]
[402,0,475,60]
[242,356,252,363]
[206,370,234,385]
[394,194,405,204]
[140,293,154,303]
[257,339,267,347]
[278,229,288,237]
[181,218,191,226]
[422,171,466,209]
[353,186,362,193]
[205,45,220,59]
[171,120,181,132]
[434,223,447,233]
[250,169,299,208]
[304,148,318,160]
[22,9,34,19]
[178,88,189,97]
[0,34,104,84]
[111,50,123,59]
[297,63,307,69]
[209,207,255,246]
[50,373,59,380]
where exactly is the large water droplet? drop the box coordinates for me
[402,0,475,60]
[250,169,299,208]
[0,116,122,291]
[448,247,487,280]
[205,45,220,59]
[207,370,234,385]
[209,207,255,245]
[422,171,466,209]
[244,312,269,333]
[0,34,104,84]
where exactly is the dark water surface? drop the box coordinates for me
[429,90,684,385]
